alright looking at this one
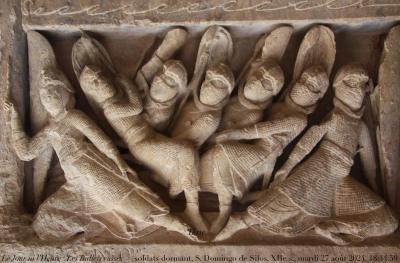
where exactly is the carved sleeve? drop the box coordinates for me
[359,121,378,192]
[116,76,143,110]
[175,112,220,147]
[223,116,306,141]
[67,110,120,160]
[286,122,328,164]
[10,110,49,161]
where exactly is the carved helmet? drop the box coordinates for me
[162,59,188,96]
[40,67,76,110]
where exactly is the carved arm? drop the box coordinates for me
[67,110,134,178]
[104,76,143,117]
[271,123,328,186]
[7,103,49,161]
[215,116,306,143]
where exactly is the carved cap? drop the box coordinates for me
[40,68,75,94]
[163,60,188,94]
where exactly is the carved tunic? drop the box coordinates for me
[219,97,265,131]
[201,104,307,198]
[171,100,222,147]
[20,111,169,240]
[143,96,178,131]
[277,109,384,217]
[248,105,392,235]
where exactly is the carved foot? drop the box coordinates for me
[210,213,230,235]
[314,221,362,245]
[213,214,248,242]
[156,214,204,243]
[184,203,209,233]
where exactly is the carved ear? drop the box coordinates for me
[72,31,116,80]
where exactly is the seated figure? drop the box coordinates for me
[202,66,329,234]
[6,67,198,242]
[215,65,398,245]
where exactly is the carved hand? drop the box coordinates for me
[269,163,293,188]
[113,155,135,179]
[214,129,241,143]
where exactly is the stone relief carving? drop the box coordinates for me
[200,25,334,234]
[22,0,400,17]
[170,26,234,147]
[136,28,189,131]
[6,32,200,242]
[218,26,293,132]
[215,64,398,244]
[73,33,208,233]
[3,18,399,246]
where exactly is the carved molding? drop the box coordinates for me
[21,0,400,17]
[22,0,400,28]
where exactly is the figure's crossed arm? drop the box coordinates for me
[215,116,306,143]
[271,122,328,186]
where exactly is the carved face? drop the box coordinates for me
[199,64,233,106]
[200,77,230,106]
[290,66,329,107]
[80,66,117,102]
[335,75,367,110]
[150,72,179,102]
[40,84,70,117]
[243,65,284,104]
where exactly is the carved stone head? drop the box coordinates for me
[333,64,369,111]
[290,65,329,108]
[39,68,75,118]
[150,60,187,102]
[199,63,234,106]
[243,61,284,104]
[80,65,118,103]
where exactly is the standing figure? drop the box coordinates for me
[202,66,329,234]
[216,65,398,245]
[5,67,198,242]
[171,63,234,147]
[142,60,188,131]
[79,66,208,233]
